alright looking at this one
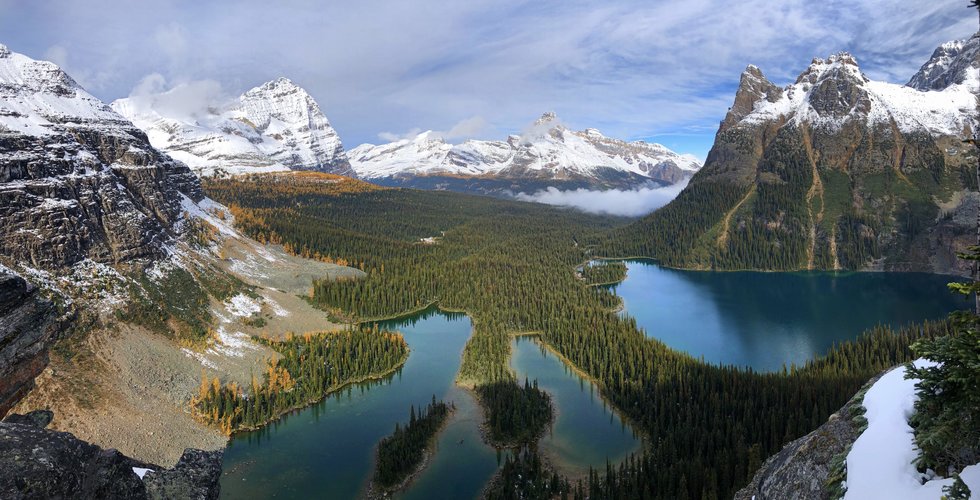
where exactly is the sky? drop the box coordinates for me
[0,0,975,161]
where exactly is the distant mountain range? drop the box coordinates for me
[113,84,701,194]
[349,112,701,193]
[611,34,979,276]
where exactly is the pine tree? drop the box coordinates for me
[906,246,980,474]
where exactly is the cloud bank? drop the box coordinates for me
[515,178,690,217]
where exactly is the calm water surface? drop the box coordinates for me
[611,260,966,371]
[220,263,962,497]
[220,309,498,499]
[509,336,642,478]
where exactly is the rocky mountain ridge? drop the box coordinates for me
[112,77,353,177]
[349,111,701,194]
[616,34,979,275]
[0,43,203,269]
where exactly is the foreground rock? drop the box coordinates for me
[734,374,879,500]
[0,266,63,416]
[0,410,221,499]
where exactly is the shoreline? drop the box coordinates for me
[205,350,410,436]
[365,404,457,499]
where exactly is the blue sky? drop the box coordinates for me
[0,0,974,160]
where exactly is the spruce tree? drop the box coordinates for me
[906,246,980,474]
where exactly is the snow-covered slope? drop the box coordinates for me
[350,112,700,191]
[736,52,977,136]
[0,43,202,268]
[112,78,352,177]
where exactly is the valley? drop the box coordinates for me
[0,9,978,500]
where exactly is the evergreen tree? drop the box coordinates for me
[906,246,980,475]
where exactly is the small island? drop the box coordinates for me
[371,397,454,496]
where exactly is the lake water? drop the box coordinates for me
[609,260,966,371]
[220,309,498,499]
[510,336,642,478]
[220,307,638,498]
[219,263,963,497]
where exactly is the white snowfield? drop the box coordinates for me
[112,77,350,177]
[843,360,980,499]
[740,52,978,136]
[349,112,701,181]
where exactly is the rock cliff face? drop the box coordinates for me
[627,37,979,275]
[0,410,222,499]
[349,112,701,194]
[0,266,63,417]
[0,44,203,269]
[734,374,877,500]
[112,77,353,177]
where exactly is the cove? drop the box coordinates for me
[509,336,642,478]
[610,260,966,371]
[219,308,498,499]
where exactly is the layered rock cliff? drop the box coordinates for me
[0,43,203,269]
[0,266,63,417]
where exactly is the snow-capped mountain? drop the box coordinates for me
[112,78,352,177]
[0,43,202,269]
[733,52,976,137]
[349,112,701,194]
[630,36,979,275]
[908,33,980,91]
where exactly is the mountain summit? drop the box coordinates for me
[613,36,979,276]
[350,112,700,195]
[112,77,353,177]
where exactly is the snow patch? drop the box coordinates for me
[843,359,980,499]
[132,467,153,480]
[208,328,259,358]
[225,293,261,317]
[263,295,289,317]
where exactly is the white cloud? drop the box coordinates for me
[125,74,229,122]
[514,177,690,217]
[377,115,488,143]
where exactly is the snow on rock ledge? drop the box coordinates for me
[843,360,980,499]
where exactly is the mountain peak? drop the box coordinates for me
[908,33,980,91]
[0,44,9,58]
[534,111,559,125]
[796,52,866,87]
[721,63,782,132]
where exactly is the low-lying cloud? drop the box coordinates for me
[515,178,689,217]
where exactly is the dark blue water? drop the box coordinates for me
[611,260,966,371]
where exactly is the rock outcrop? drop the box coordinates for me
[0,410,222,499]
[733,374,874,500]
[0,266,62,417]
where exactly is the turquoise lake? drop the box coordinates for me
[219,263,964,497]
[610,260,966,371]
